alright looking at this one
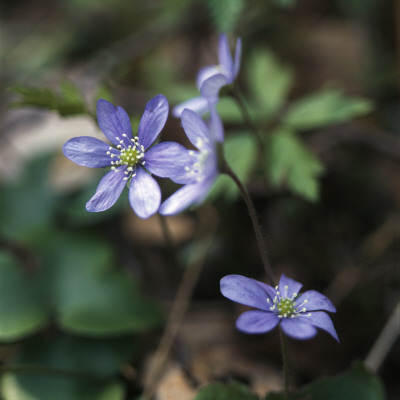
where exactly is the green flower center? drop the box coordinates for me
[119,147,142,167]
[277,298,296,318]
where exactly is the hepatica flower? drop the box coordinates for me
[159,107,221,215]
[63,95,193,218]
[172,34,242,118]
[220,274,338,341]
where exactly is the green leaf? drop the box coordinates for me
[205,0,245,33]
[266,127,325,202]
[283,89,373,130]
[270,0,296,7]
[0,251,48,341]
[34,232,163,336]
[10,81,88,117]
[195,381,259,400]
[209,132,257,201]
[247,49,293,118]
[266,363,385,400]
[0,334,128,400]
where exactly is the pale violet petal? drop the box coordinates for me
[278,274,303,299]
[86,168,126,212]
[200,73,228,100]
[233,37,242,78]
[145,141,197,184]
[236,311,279,334]
[296,290,336,313]
[280,318,317,340]
[298,312,339,342]
[208,103,224,142]
[129,167,161,218]
[196,65,223,90]
[63,136,111,168]
[96,99,133,146]
[218,34,233,77]
[220,275,274,311]
[181,109,213,151]
[138,94,169,150]
[172,96,209,118]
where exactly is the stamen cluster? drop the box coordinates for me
[267,285,309,319]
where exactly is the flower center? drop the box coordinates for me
[107,135,145,180]
[277,298,296,318]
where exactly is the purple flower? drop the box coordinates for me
[63,95,194,219]
[220,274,339,341]
[159,106,222,215]
[172,34,242,118]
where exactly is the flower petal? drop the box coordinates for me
[208,103,224,142]
[196,65,223,90]
[129,167,161,218]
[63,136,111,168]
[145,141,196,184]
[280,318,317,340]
[218,34,233,78]
[172,96,209,118]
[97,99,133,146]
[181,109,213,151]
[236,310,279,334]
[200,73,228,100]
[296,290,336,313]
[159,178,214,215]
[220,275,274,311]
[86,169,126,212]
[233,37,242,78]
[138,94,169,150]
[298,311,339,342]
[278,274,303,299]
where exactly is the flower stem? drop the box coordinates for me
[142,210,218,400]
[230,86,265,151]
[279,328,291,399]
[222,161,275,286]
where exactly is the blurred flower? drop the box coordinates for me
[63,95,193,218]
[220,274,338,341]
[159,106,223,215]
[172,34,242,118]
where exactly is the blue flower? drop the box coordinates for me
[63,95,193,218]
[159,106,223,215]
[220,274,339,341]
[172,34,242,119]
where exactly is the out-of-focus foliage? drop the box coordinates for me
[194,381,259,400]
[205,0,245,33]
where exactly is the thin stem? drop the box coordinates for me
[222,162,275,286]
[279,328,291,399]
[142,209,218,400]
[230,86,265,151]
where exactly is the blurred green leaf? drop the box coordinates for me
[270,0,296,7]
[266,127,325,202]
[0,154,57,240]
[205,0,245,33]
[10,81,88,117]
[247,49,293,118]
[209,132,257,201]
[265,363,385,400]
[195,381,258,400]
[34,232,163,336]
[283,89,373,130]
[0,334,128,400]
[0,251,48,341]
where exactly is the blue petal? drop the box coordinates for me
[145,141,197,184]
[129,167,161,218]
[172,96,209,118]
[86,169,126,212]
[96,99,133,146]
[159,178,213,215]
[280,318,317,340]
[63,136,111,168]
[218,34,233,78]
[208,103,224,142]
[300,311,339,342]
[235,310,279,334]
[181,109,213,151]
[220,275,274,311]
[200,73,228,100]
[138,94,169,150]
[296,290,336,313]
[196,65,222,90]
[233,37,242,78]
[278,274,303,299]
